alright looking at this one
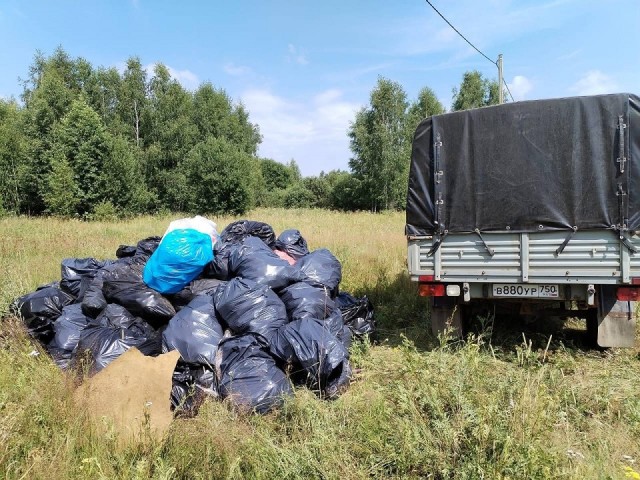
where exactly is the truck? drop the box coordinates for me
[406,93,639,347]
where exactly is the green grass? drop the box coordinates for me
[1,209,639,479]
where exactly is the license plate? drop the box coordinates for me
[492,284,559,298]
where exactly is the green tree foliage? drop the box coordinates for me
[260,158,295,190]
[5,47,452,217]
[0,100,28,214]
[117,57,148,146]
[179,137,255,215]
[99,135,153,214]
[451,70,501,111]
[406,87,445,137]
[44,153,80,216]
[49,99,110,215]
[349,77,410,211]
[4,48,268,218]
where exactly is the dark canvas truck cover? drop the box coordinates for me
[405,93,640,238]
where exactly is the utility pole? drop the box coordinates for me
[497,54,504,104]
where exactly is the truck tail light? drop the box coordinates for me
[616,287,640,301]
[419,284,445,297]
[632,278,640,285]
[419,275,435,282]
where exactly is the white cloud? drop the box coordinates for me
[569,70,618,96]
[507,75,533,101]
[166,66,199,90]
[241,88,361,175]
[286,44,309,66]
[223,62,252,76]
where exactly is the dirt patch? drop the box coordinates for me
[75,348,180,444]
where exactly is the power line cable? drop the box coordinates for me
[502,79,515,102]
[425,0,517,102]
[424,0,496,66]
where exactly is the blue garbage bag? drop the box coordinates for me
[143,229,214,294]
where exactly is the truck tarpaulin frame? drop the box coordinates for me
[406,93,640,238]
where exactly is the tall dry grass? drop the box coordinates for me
[1,209,639,479]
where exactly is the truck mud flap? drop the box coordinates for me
[590,285,637,348]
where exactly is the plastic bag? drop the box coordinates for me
[296,249,342,293]
[74,304,161,373]
[269,318,351,398]
[46,345,73,370]
[214,278,287,343]
[216,334,292,414]
[135,236,162,257]
[275,229,309,260]
[143,229,214,294]
[170,278,225,310]
[171,360,217,415]
[273,249,296,265]
[115,244,137,258]
[335,292,376,338]
[219,220,276,247]
[52,304,90,351]
[81,270,108,318]
[11,283,75,343]
[60,258,111,297]
[228,236,304,290]
[102,262,176,327]
[164,215,218,244]
[279,282,335,321]
[162,295,224,366]
[202,240,236,280]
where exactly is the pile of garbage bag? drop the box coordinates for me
[9,218,375,415]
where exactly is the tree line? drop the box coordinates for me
[0,47,500,218]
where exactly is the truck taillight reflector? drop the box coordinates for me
[419,275,435,282]
[632,278,640,285]
[419,284,445,297]
[616,287,640,301]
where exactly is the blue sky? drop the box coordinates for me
[1,0,638,176]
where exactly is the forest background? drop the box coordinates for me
[0,48,500,219]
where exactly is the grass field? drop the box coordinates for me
[1,209,639,479]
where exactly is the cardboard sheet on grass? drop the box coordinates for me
[75,348,180,443]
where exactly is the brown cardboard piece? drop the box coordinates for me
[75,348,180,444]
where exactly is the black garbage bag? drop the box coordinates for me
[213,278,287,343]
[296,249,342,294]
[279,282,335,321]
[102,262,176,327]
[113,236,160,261]
[335,292,376,338]
[217,334,292,414]
[170,278,225,309]
[135,236,162,257]
[60,258,111,297]
[11,283,75,344]
[81,270,109,318]
[162,295,224,366]
[202,240,235,280]
[228,236,304,290]
[171,360,217,416]
[74,304,161,373]
[46,345,73,370]
[52,304,90,351]
[219,220,276,248]
[275,229,309,260]
[115,244,136,258]
[269,318,351,399]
